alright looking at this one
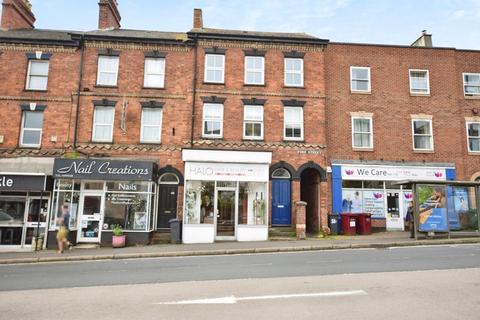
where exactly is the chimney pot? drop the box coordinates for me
[1,0,35,29]
[193,8,203,29]
[98,0,121,30]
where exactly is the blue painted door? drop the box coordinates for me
[272,179,291,225]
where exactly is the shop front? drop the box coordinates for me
[182,149,272,243]
[49,158,157,247]
[0,173,51,248]
[331,162,456,230]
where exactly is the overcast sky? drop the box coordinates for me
[11,0,480,49]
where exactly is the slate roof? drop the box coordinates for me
[83,29,189,42]
[189,27,328,44]
[0,28,80,45]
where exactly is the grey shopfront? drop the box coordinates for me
[0,173,51,248]
[49,158,157,247]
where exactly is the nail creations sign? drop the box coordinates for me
[53,159,155,181]
[0,174,46,191]
[341,165,448,181]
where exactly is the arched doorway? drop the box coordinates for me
[297,162,326,234]
[157,173,179,229]
[271,168,292,225]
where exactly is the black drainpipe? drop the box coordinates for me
[73,34,85,150]
[190,34,198,146]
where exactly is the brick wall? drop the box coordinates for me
[324,43,480,180]
[0,46,80,151]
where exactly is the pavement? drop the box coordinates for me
[0,231,479,265]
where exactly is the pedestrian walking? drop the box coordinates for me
[406,201,415,238]
[56,204,73,253]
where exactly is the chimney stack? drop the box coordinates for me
[98,0,121,30]
[1,0,35,29]
[193,8,203,29]
[411,30,433,47]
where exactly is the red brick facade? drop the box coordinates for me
[324,43,480,181]
[1,2,480,239]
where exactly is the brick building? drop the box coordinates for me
[325,34,480,230]
[0,0,479,248]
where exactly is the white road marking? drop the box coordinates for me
[156,290,367,305]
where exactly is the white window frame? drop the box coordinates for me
[350,66,371,93]
[140,108,163,143]
[411,119,434,151]
[463,73,480,97]
[26,60,49,91]
[409,69,430,95]
[243,105,264,140]
[19,111,43,148]
[96,55,119,86]
[92,106,115,143]
[283,106,304,141]
[143,57,166,88]
[351,116,373,149]
[202,103,224,138]
[284,58,304,87]
[466,121,480,152]
[244,56,265,85]
[204,54,225,84]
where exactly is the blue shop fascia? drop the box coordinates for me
[330,160,456,231]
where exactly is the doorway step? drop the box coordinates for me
[150,230,171,245]
[74,244,100,249]
[269,226,296,239]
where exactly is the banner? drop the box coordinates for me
[363,190,385,218]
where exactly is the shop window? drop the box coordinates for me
[92,106,115,143]
[140,108,162,143]
[284,106,303,140]
[272,168,291,179]
[104,193,149,231]
[341,190,363,213]
[342,180,362,188]
[202,103,223,138]
[84,181,104,190]
[20,111,44,148]
[204,54,225,83]
[463,73,480,96]
[243,105,263,140]
[184,181,214,224]
[245,56,265,85]
[467,122,480,152]
[50,181,80,231]
[26,60,49,90]
[350,66,371,92]
[351,116,372,148]
[238,182,267,225]
[385,181,401,189]
[144,57,165,88]
[284,58,303,87]
[409,69,430,95]
[364,180,384,189]
[412,119,433,151]
[97,55,119,86]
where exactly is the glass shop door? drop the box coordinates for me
[77,192,103,243]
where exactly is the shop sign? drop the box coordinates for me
[53,159,155,181]
[0,174,46,191]
[185,162,269,182]
[341,165,448,181]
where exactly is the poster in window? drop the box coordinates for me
[134,212,147,230]
[342,190,363,213]
[363,190,385,218]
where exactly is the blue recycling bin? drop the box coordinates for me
[328,213,341,235]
